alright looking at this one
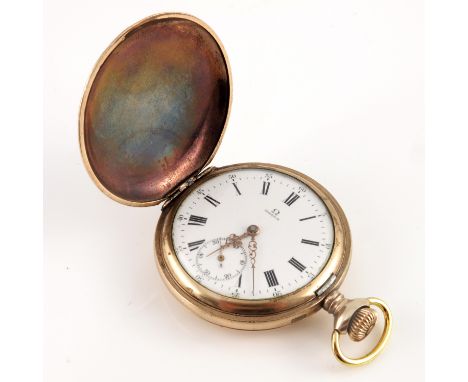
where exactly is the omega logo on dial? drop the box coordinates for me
[172,168,335,300]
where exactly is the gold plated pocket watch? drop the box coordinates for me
[79,13,392,366]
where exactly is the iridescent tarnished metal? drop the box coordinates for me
[80,14,231,205]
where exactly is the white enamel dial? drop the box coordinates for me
[171,168,335,300]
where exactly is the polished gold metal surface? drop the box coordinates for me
[154,162,352,330]
[348,307,377,342]
[323,290,375,335]
[330,297,392,366]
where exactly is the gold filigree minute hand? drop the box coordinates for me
[246,225,260,295]
[206,226,260,257]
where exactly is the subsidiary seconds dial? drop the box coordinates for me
[195,237,247,281]
[172,168,335,300]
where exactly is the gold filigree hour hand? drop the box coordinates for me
[206,226,260,258]
[206,236,240,257]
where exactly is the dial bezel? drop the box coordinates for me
[154,163,351,330]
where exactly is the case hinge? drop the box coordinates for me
[161,166,216,210]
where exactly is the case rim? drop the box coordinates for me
[154,163,352,330]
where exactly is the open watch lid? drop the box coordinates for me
[79,13,231,206]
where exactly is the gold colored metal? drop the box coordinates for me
[154,162,352,330]
[322,290,348,317]
[79,13,232,207]
[330,297,392,366]
[206,227,256,257]
[162,166,216,210]
[323,290,374,335]
[79,12,391,365]
[348,307,377,342]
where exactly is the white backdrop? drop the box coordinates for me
[44,1,424,381]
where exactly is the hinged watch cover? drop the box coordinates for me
[79,14,231,206]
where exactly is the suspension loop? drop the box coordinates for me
[331,298,392,366]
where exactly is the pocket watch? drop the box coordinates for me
[79,13,392,366]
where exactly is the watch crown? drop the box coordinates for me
[347,306,378,342]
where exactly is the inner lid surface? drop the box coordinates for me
[81,15,230,204]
